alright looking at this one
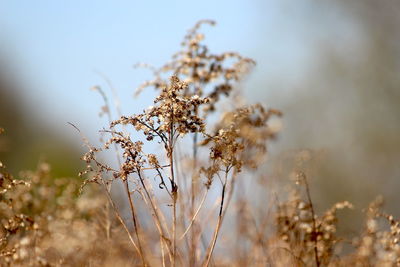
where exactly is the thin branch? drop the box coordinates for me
[202,167,229,267]
[300,172,320,267]
[179,189,208,241]
[123,178,147,265]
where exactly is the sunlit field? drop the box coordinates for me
[1,2,400,266]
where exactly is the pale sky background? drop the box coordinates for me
[0,0,341,144]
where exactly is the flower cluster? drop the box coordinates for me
[135,20,255,114]
[201,104,281,176]
[1,157,132,266]
[105,133,146,180]
[353,197,400,265]
[0,149,33,261]
[112,76,209,143]
[276,175,353,266]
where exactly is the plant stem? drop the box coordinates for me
[203,168,229,267]
[169,108,178,267]
[191,131,198,267]
[137,171,173,260]
[302,172,320,267]
[170,148,177,267]
[124,179,147,266]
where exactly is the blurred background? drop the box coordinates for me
[1,0,399,233]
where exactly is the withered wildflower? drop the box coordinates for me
[352,197,400,265]
[276,172,353,266]
[135,20,255,115]
[202,104,281,176]
[79,20,278,267]
[112,75,209,144]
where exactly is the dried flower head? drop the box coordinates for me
[135,20,255,115]
[201,104,281,177]
[275,172,353,266]
[117,76,209,137]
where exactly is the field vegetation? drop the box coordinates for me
[1,20,399,267]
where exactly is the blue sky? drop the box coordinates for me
[0,0,347,144]
[0,1,266,138]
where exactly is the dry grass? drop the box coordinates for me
[1,21,399,266]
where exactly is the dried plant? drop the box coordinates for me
[1,21,400,267]
[275,171,353,266]
[79,20,279,267]
[349,197,400,266]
